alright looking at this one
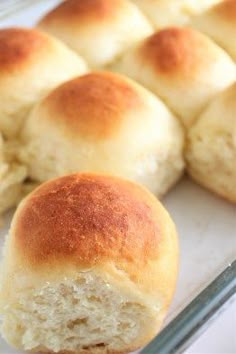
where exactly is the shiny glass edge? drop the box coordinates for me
[141,260,236,354]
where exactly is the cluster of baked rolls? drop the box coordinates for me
[0,0,235,353]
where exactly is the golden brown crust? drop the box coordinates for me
[39,0,125,26]
[140,27,216,76]
[14,173,161,268]
[212,0,236,21]
[0,28,50,72]
[44,72,142,140]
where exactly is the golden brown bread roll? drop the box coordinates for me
[0,173,179,353]
[112,26,236,128]
[0,27,88,138]
[38,0,153,68]
[19,71,184,197]
[131,0,221,29]
[191,0,236,61]
[186,82,236,203]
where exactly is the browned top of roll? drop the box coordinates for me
[13,173,164,269]
[37,71,144,140]
[140,27,221,76]
[39,0,130,26]
[0,27,51,73]
[212,0,236,22]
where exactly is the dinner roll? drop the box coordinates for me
[0,173,179,353]
[0,27,87,138]
[191,0,236,61]
[112,27,236,128]
[38,0,153,68]
[186,83,236,202]
[0,134,26,214]
[20,71,184,197]
[131,0,220,29]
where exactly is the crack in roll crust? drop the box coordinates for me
[13,174,161,268]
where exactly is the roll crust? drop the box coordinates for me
[43,72,142,140]
[38,0,153,68]
[0,28,50,72]
[0,27,87,138]
[0,174,178,353]
[20,71,184,196]
[112,26,236,128]
[131,0,221,28]
[141,27,215,75]
[14,174,161,270]
[186,83,236,202]
[39,0,129,24]
[191,0,236,60]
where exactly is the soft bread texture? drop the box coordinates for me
[0,134,27,215]
[186,83,236,202]
[0,27,88,138]
[38,0,153,68]
[112,27,236,128]
[20,71,184,197]
[0,173,179,353]
[191,0,236,61]
[131,0,221,29]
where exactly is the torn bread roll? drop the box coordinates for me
[19,71,184,197]
[0,173,179,353]
[112,27,236,129]
[38,0,153,68]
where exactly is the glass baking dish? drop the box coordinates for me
[0,1,235,353]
